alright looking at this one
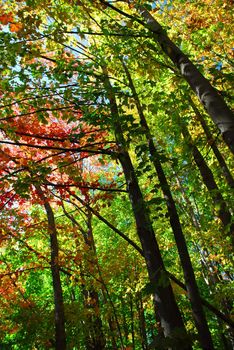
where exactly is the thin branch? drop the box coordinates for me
[0,105,75,121]
[46,181,127,193]
[65,30,150,38]
[0,140,115,155]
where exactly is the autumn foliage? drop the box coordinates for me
[0,1,233,349]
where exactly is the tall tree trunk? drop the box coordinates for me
[83,288,105,350]
[36,186,66,350]
[120,297,129,345]
[63,199,125,348]
[173,171,201,230]
[100,0,234,153]
[64,207,106,350]
[173,175,234,348]
[180,121,234,246]
[121,60,214,350]
[107,316,118,350]
[100,283,124,349]
[102,68,191,348]
[136,291,148,350]
[188,96,234,188]
[137,6,234,154]
[85,210,106,350]
[67,191,234,329]
[130,294,135,350]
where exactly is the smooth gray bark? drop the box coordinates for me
[137,6,234,154]
[99,1,234,154]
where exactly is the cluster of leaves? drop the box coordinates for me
[0,0,233,349]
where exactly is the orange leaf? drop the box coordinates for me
[0,13,13,25]
[10,22,23,32]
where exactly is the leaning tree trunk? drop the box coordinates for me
[173,175,234,347]
[188,95,234,188]
[102,68,191,348]
[99,0,234,153]
[36,186,66,350]
[180,121,234,247]
[121,60,214,350]
[137,6,234,154]
[68,190,234,329]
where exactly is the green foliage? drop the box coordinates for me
[0,0,233,349]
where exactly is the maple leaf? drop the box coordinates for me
[0,12,13,25]
[10,22,23,32]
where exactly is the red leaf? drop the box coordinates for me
[0,13,13,25]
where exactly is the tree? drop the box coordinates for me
[99,0,234,153]
[0,1,233,349]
